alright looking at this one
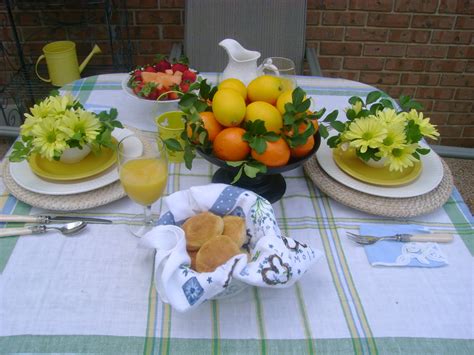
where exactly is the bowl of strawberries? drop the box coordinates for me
[121,55,198,120]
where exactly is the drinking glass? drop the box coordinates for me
[118,135,168,237]
[262,57,297,91]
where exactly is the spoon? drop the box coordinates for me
[0,221,87,238]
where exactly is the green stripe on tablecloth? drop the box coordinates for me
[211,300,220,355]
[143,260,157,355]
[1,336,471,354]
[0,199,32,273]
[304,179,363,354]
[443,196,474,255]
[278,198,315,355]
[252,287,268,355]
[321,195,378,355]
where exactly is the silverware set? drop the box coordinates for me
[0,214,112,238]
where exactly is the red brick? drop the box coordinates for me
[132,55,157,66]
[441,74,474,86]
[467,61,474,72]
[137,40,174,54]
[21,42,46,56]
[306,27,344,41]
[439,0,474,14]
[322,12,367,26]
[447,46,474,59]
[385,58,426,71]
[136,10,180,24]
[162,25,184,39]
[343,57,385,70]
[320,42,363,56]
[434,100,473,112]
[432,31,472,44]
[438,0,457,13]
[415,99,434,111]
[368,13,410,28]
[455,88,474,100]
[359,72,400,85]
[448,114,474,125]
[308,0,348,9]
[437,125,464,137]
[68,26,108,40]
[455,16,474,29]
[427,113,449,125]
[129,26,161,39]
[425,60,467,72]
[126,0,158,8]
[364,44,406,57]
[406,45,448,58]
[15,12,42,26]
[439,138,474,147]
[345,28,388,42]
[324,70,360,81]
[378,85,416,98]
[319,57,343,70]
[349,0,393,11]
[388,29,430,43]
[160,0,185,8]
[463,127,474,137]
[395,0,438,13]
[416,87,455,100]
[411,15,455,29]
[400,73,440,85]
[306,10,320,25]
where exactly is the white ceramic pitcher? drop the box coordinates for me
[219,39,278,85]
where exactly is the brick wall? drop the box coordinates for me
[0,0,473,147]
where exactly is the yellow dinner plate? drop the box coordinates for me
[332,148,422,186]
[28,141,117,181]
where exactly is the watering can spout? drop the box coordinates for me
[79,44,101,73]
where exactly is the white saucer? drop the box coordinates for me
[9,128,143,196]
[315,141,444,198]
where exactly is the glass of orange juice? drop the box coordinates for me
[118,135,168,237]
[261,57,297,91]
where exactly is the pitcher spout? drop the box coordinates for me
[219,39,260,62]
[78,44,101,73]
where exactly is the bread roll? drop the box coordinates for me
[182,212,224,251]
[188,250,198,270]
[196,235,240,273]
[222,215,246,248]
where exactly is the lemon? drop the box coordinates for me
[247,75,284,105]
[245,101,283,133]
[212,89,246,127]
[276,90,293,114]
[218,78,247,100]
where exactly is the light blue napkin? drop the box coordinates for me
[359,224,448,267]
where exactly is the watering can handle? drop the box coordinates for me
[35,55,51,83]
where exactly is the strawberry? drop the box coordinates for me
[133,69,143,80]
[182,69,197,83]
[133,82,144,95]
[168,91,179,100]
[157,87,169,101]
[154,59,171,72]
[144,66,156,73]
[180,82,190,93]
[172,63,188,73]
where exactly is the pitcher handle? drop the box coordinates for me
[35,55,51,83]
[262,62,280,76]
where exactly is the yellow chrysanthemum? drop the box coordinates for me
[344,116,387,153]
[406,109,439,140]
[377,108,406,126]
[28,100,52,120]
[47,93,76,114]
[386,144,419,172]
[31,117,68,160]
[377,121,406,158]
[20,115,42,137]
[59,108,101,144]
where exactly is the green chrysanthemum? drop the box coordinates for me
[406,109,439,140]
[387,144,419,172]
[31,116,68,160]
[344,116,387,153]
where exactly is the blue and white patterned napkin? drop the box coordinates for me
[359,224,448,267]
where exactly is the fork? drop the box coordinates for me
[346,231,453,245]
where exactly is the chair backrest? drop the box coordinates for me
[184,0,307,74]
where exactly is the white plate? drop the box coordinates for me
[9,128,143,196]
[315,141,444,198]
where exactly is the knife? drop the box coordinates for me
[0,214,112,224]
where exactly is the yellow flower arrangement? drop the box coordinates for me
[9,93,123,162]
[324,92,439,172]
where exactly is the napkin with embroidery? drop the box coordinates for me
[359,224,448,267]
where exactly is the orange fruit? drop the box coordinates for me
[310,118,319,133]
[290,134,315,158]
[187,111,223,142]
[213,127,250,161]
[251,137,290,167]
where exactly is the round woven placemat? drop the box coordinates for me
[303,155,453,218]
[2,127,153,211]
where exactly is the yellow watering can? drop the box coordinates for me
[35,41,101,87]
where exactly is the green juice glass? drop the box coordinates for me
[156,111,185,163]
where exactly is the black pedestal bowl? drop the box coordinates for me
[197,132,321,203]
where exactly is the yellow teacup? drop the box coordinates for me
[156,111,186,163]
